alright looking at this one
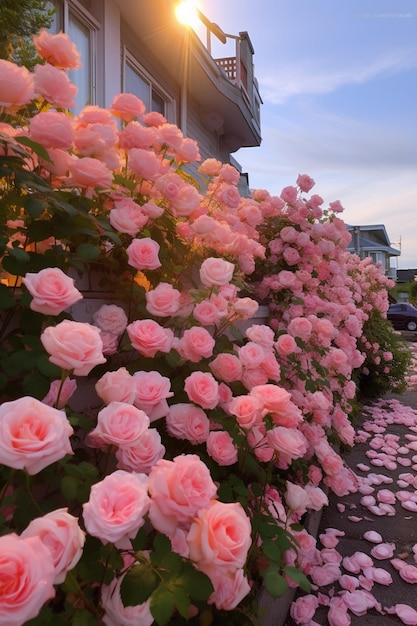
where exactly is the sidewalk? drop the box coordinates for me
[281,336,417,625]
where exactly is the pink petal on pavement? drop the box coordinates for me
[402,500,417,512]
[394,603,417,625]
[371,542,395,559]
[363,530,383,543]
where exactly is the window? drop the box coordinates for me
[123,50,174,119]
[47,1,98,114]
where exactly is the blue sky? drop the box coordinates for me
[195,1,417,268]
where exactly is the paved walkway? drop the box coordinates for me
[284,336,417,625]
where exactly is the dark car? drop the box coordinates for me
[387,302,417,331]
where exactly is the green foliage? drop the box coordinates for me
[0,0,54,69]
[355,309,412,398]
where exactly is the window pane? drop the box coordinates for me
[151,91,165,114]
[68,13,91,113]
[125,64,150,110]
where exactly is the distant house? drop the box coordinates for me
[346,224,400,280]
[48,0,262,189]
[396,269,417,283]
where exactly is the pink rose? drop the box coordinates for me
[127,318,174,357]
[0,533,55,625]
[237,342,266,368]
[193,299,222,325]
[133,370,173,420]
[275,333,297,355]
[109,199,149,236]
[34,28,81,69]
[145,283,182,317]
[148,454,217,535]
[206,431,238,466]
[21,508,85,584]
[110,92,146,122]
[42,377,77,409]
[209,353,243,383]
[280,185,298,205]
[232,297,259,319]
[68,156,113,188]
[0,59,34,109]
[126,237,161,271]
[41,320,106,376]
[116,428,165,474]
[184,371,219,410]
[166,403,210,444]
[176,327,215,362]
[89,402,150,449]
[22,267,82,315]
[0,396,73,475]
[284,481,309,515]
[92,304,128,336]
[228,395,264,429]
[34,63,77,109]
[199,257,235,287]
[170,183,201,217]
[187,501,251,570]
[101,571,154,626]
[296,173,315,193]
[200,565,251,611]
[267,427,308,463]
[83,470,150,544]
[128,148,161,180]
[30,110,74,150]
[95,367,136,405]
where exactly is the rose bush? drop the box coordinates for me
[0,29,410,626]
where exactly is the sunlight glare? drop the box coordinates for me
[175,0,200,29]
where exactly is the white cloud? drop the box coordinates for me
[260,45,417,104]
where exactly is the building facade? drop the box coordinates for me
[346,224,400,280]
[48,0,262,185]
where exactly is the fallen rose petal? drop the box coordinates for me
[347,515,363,522]
[370,542,395,560]
[394,603,417,625]
[402,501,417,512]
[363,566,393,585]
[363,530,383,544]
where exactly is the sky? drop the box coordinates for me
[194,1,417,268]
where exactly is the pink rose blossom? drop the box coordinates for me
[275,333,297,355]
[69,156,113,188]
[206,430,238,466]
[193,299,222,325]
[166,404,210,444]
[199,257,235,287]
[128,147,161,180]
[267,427,308,464]
[132,371,173,420]
[83,470,150,544]
[285,482,309,515]
[126,237,161,270]
[187,501,251,570]
[30,110,74,149]
[233,297,259,318]
[145,282,182,317]
[21,508,85,584]
[176,326,215,362]
[280,185,298,205]
[148,454,217,535]
[288,316,312,341]
[110,92,146,122]
[210,353,243,383]
[41,320,106,376]
[296,173,315,193]
[89,401,150,449]
[184,371,219,409]
[237,342,266,368]
[127,318,174,357]
[34,29,81,69]
[109,200,149,236]
[0,396,73,475]
[34,63,77,108]
[0,59,34,109]
[95,367,135,405]
[0,533,55,625]
[116,428,165,474]
[228,394,264,429]
[201,566,251,610]
[92,304,128,336]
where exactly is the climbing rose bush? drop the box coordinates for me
[0,29,409,626]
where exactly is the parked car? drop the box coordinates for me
[387,303,417,331]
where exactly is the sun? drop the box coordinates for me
[174,0,201,29]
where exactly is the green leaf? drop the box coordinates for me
[283,566,312,592]
[37,354,62,378]
[15,136,52,162]
[120,564,158,606]
[24,197,47,219]
[60,476,79,501]
[179,566,214,602]
[72,609,98,626]
[76,243,101,261]
[7,245,31,263]
[171,585,190,618]
[262,538,283,563]
[0,284,16,309]
[263,569,289,599]
[23,371,50,399]
[151,548,183,574]
[150,584,176,625]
